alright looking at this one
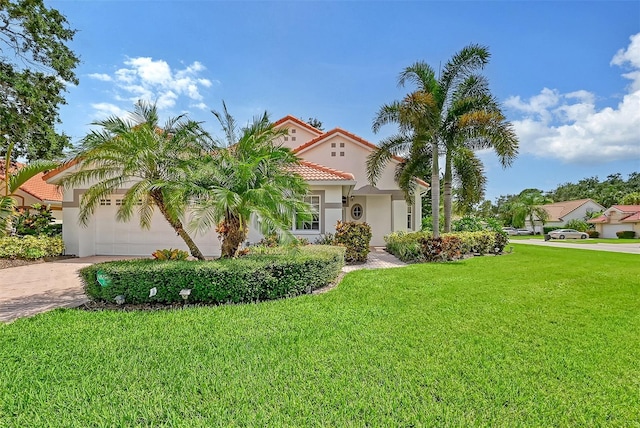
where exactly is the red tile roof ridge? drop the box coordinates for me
[273,115,324,135]
[297,160,355,180]
[611,205,640,212]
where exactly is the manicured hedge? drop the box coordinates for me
[0,236,65,259]
[616,230,636,239]
[79,245,345,305]
[385,230,508,263]
[587,230,600,238]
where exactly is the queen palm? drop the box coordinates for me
[57,101,213,259]
[189,104,311,258]
[368,44,518,236]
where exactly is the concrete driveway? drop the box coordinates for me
[0,256,127,323]
[512,239,640,254]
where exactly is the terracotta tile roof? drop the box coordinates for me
[587,205,640,224]
[291,127,429,189]
[542,199,602,221]
[611,205,640,213]
[621,211,640,222]
[288,161,355,181]
[273,115,324,136]
[587,214,607,223]
[1,165,62,202]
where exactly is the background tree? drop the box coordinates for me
[189,104,312,258]
[306,117,324,131]
[1,0,79,161]
[500,189,551,231]
[620,192,640,205]
[368,45,514,236]
[57,102,212,260]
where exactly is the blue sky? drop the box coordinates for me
[51,0,640,202]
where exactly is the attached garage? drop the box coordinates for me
[64,195,221,257]
[600,224,633,239]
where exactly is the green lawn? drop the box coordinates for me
[1,245,639,426]
[510,235,639,244]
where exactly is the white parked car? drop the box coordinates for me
[502,227,519,235]
[549,229,588,239]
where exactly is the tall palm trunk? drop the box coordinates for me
[443,151,453,233]
[431,139,440,238]
[219,214,247,258]
[151,190,205,260]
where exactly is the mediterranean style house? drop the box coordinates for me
[44,115,429,257]
[588,205,640,238]
[525,198,604,233]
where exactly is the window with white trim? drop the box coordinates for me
[407,204,413,229]
[296,195,320,230]
[99,198,111,206]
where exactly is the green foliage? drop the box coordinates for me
[384,231,431,262]
[451,216,503,233]
[1,0,79,161]
[587,230,599,238]
[13,204,60,237]
[57,101,212,260]
[564,219,590,232]
[500,189,551,229]
[616,230,636,239]
[313,233,335,245]
[547,173,640,208]
[0,235,64,259]
[188,103,311,258]
[151,248,189,261]
[419,235,463,262]
[620,191,640,205]
[386,230,506,262]
[80,245,345,304]
[334,221,372,263]
[543,226,561,234]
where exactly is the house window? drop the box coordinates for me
[291,136,296,141]
[340,151,345,156]
[331,152,336,157]
[351,203,363,220]
[291,129,296,134]
[284,136,289,141]
[340,142,345,148]
[296,195,320,230]
[331,142,336,148]
[115,199,123,206]
[99,198,111,206]
[407,204,413,229]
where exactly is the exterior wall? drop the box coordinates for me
[601,223,634,238]
[276,124,321,151]
[366,195,392,246]
[298,134,399,190]
[11,189,63,222]
[392,200,408,232]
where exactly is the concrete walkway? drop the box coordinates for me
[1,250,406,323]
[512,239,640,254]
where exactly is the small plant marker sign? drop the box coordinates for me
[96,270,111,287]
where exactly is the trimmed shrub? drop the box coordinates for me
[419,236,463,262]
[384,231,431,262]
[616,230,636,239]
[0,236,64,259]
[334,221,372,263]
[79,245,345,305]
[13,204,61,237]
[564,219,590,232]
[587,230,600,238]
[314,233,335,245]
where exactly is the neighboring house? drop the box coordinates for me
[1,167,63,223]
[44,115,429,257]
[526,199,604,233]
[588,205,640,238]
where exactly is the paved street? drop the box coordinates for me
[511,239,640,254]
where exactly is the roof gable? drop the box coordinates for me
[542,198,603,221]
[273,115,324,137]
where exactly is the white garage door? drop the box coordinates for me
[94,196,221,256]
[601,224,633,239]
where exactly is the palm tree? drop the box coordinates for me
[502,189,551,232]
[57,101,213,260]
[188,103,311,258]
[1,141,58,236]
[368,45,518,236]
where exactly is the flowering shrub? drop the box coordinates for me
[334,221,372,263]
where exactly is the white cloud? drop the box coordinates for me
[88,73,112,82]
[89,57,215,115]
[506,33,640,164]
[90,102,128,119]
